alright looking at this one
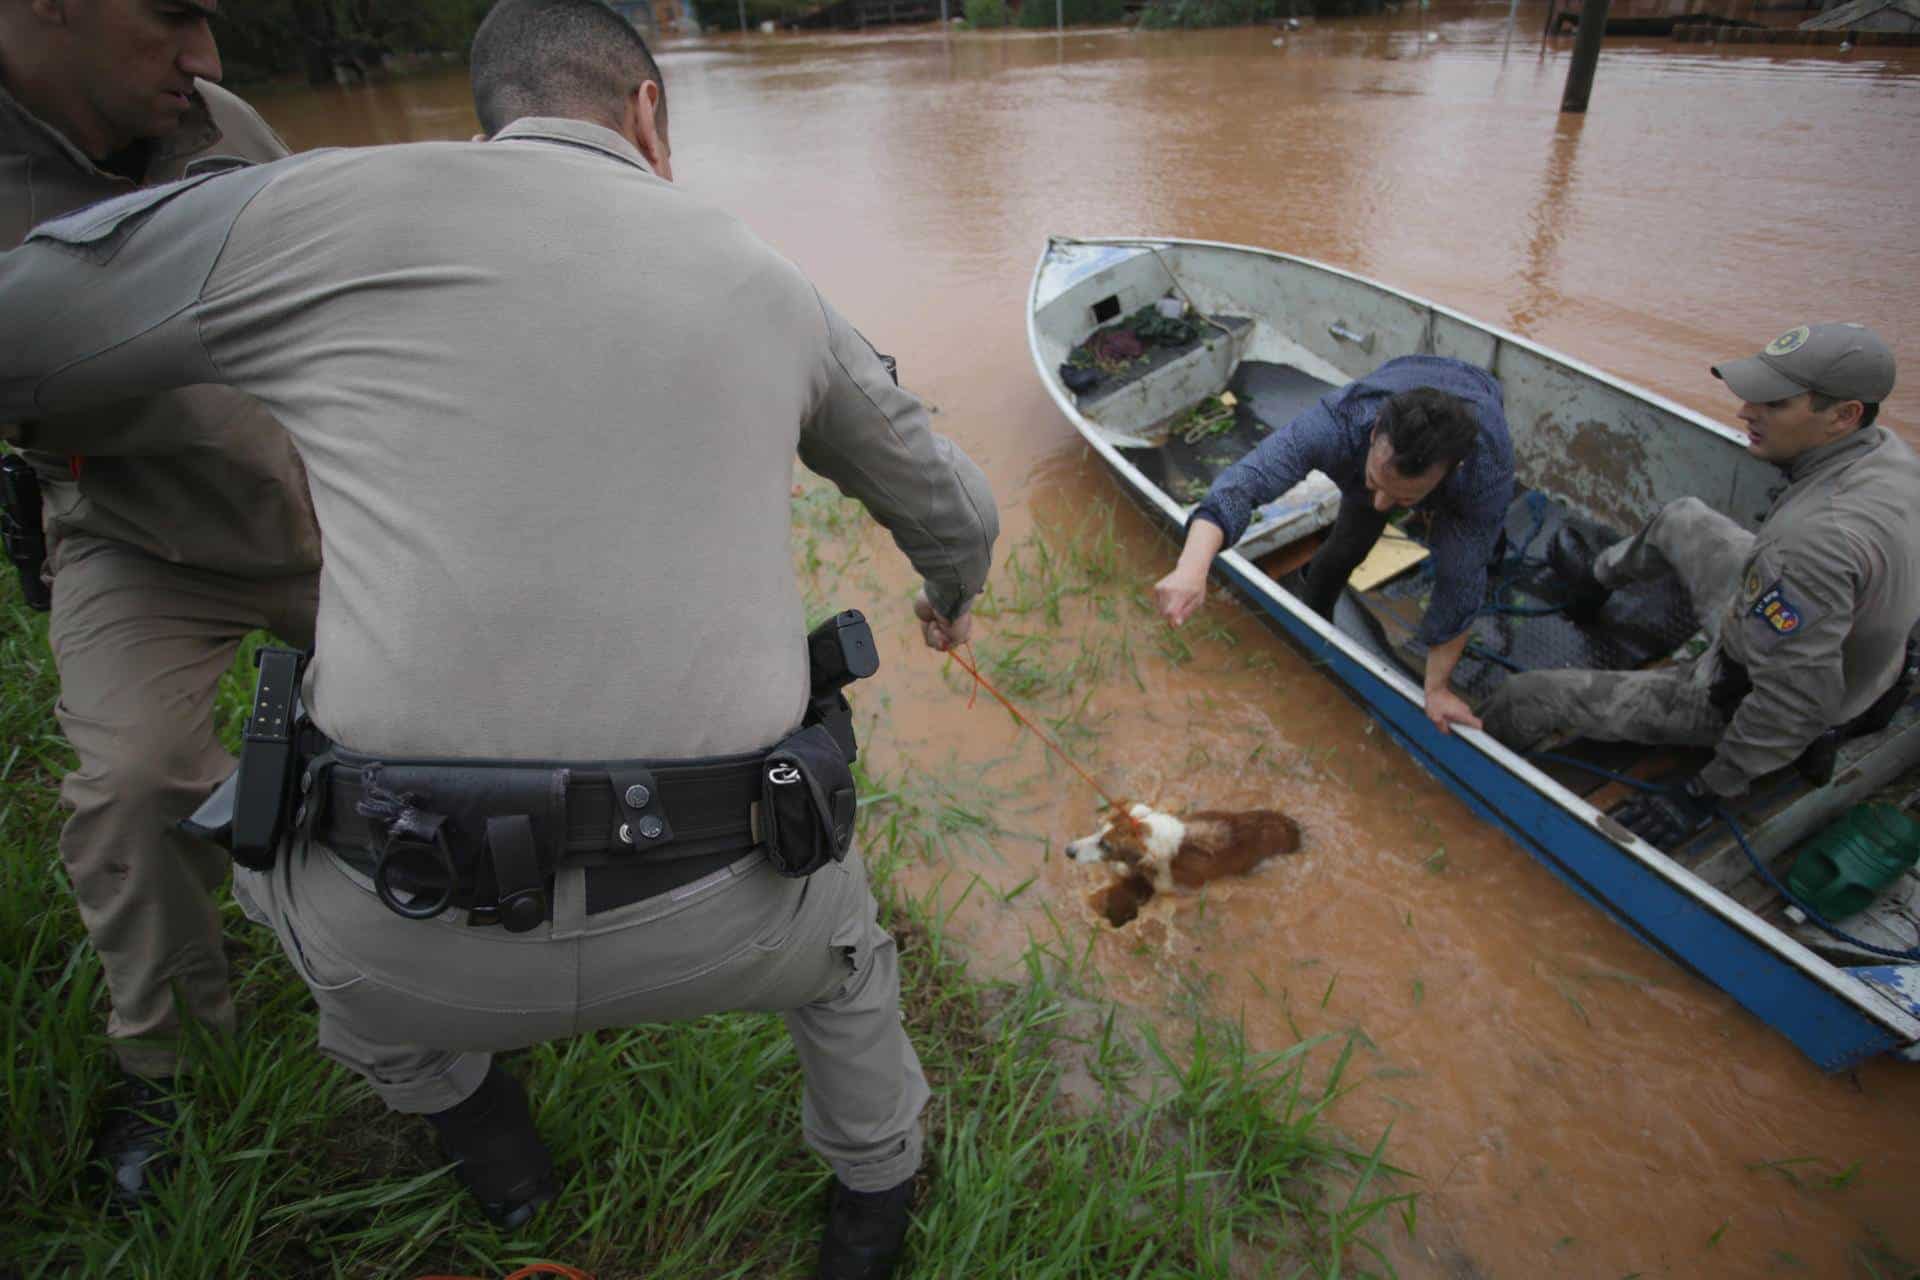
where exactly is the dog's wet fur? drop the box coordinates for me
[1066,803,1303,926]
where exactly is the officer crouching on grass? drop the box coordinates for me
[0,1,998,1274]
[1483,323,1920,846]
[0,0,321,1205]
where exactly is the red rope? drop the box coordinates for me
[945,643,1139,832]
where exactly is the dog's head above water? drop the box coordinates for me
[1065,803,1303,894]
[1065,803,1179,871]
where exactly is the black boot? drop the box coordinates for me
[422,1064,557,1229]
[1794,728,1841,786]
[1547,525,1612,625]
[816,1176,914,1280]
[98,1073,178,1208]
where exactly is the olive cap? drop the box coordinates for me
[1712,322,1895,405]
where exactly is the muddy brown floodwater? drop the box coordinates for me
[251,13,1919,1276]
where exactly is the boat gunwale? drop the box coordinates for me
[1025,233,1920,1049]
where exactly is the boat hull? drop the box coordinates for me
[1029,234,1920,1069]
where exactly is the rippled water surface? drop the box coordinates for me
[252,15,1920,1274]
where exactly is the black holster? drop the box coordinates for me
[180,647,307,870]
[0,453,51,611]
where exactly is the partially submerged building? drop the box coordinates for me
[1801,0,1920,31]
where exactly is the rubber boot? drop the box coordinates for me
[98,1073,178,1208]
[816,1176,915,1280]
[423,1063,557,1230]
[1547,525,1611,625]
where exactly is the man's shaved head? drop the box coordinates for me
[470,0,666,137]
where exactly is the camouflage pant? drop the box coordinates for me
[1482,498,1753,752]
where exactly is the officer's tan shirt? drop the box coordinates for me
[0,117,998,761]
[0,77,319,577]
[1702,424,1920,794]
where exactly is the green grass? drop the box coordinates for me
[0,530,1410,1276]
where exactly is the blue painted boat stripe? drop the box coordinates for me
[1213,554,1905,1072]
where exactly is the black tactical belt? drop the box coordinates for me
[308,749,765,929]
[189,612,876,931]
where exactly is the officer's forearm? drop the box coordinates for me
[1702,679,1836,796]
[801,296,999,620]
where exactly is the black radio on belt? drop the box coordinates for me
[805,609,878,762]
[1,453,51,612]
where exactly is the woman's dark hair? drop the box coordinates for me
[1373,387,1482,477]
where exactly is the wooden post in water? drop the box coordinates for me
[1056,0,1064,31]
[738,0,747,31]
[1560,0,1611,111]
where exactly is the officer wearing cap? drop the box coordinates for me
[1484,323,1920,846]
[0,1,997,1272]
[0,0,319,1202]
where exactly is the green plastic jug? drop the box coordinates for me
[1786,804,1920,921]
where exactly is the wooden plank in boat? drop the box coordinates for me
[1349,534,1430,592]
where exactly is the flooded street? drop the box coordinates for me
[252,13,1920,1276]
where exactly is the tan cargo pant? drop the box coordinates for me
[234,837,927,1193]
[1482,497,1753,753]
[48,537,318,1078]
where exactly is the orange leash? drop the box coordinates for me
[944,643,1140,831]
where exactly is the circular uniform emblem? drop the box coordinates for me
[1745,571,1762,602]
[1766,326,1811,356]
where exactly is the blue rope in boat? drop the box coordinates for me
[1476,492,1564,621]
[1465,643,1524,673]
[1531,751,1920,962]
[1480,603,1565,618]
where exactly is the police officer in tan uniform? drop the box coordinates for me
[1484,323,1918,845]
[0,2,997,1273]
[0,0,319,1202]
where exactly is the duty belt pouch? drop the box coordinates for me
[356,763,568,931]
[758,724,857,878]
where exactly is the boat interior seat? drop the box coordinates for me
[1076,313,1255,439]
[1118,358,1339,509]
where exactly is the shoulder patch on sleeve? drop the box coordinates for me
[24,171,227,264]
[1749,580,1804,634]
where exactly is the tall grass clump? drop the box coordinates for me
[963,0,1010,26]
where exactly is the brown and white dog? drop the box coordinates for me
[1065,803,1303,926]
